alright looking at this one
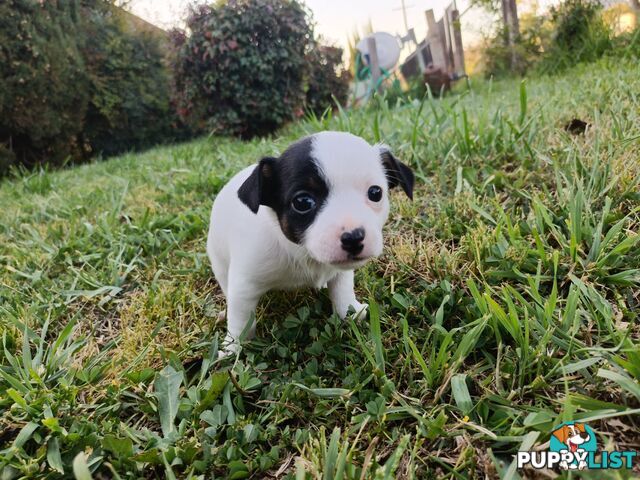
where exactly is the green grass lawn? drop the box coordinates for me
[1,57,639,479]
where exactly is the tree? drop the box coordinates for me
[473,0,522,71]
[502,0,521,71]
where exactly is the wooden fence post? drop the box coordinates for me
[425,9,448,70]
[451,9,465,75]
[366,36,381,95]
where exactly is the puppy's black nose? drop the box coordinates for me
[340,228,365,256]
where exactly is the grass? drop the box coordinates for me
[1,56,639,479]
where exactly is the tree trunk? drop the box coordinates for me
[502,0,521,72]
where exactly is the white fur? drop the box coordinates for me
[304,133,389,265]
[207,132,390,355]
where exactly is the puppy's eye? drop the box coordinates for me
[292,193,316,214]
[368,185,383,202]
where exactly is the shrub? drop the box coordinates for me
[538,0,613,72]
[81,5,185,157]
[480,14,549,78]
[0,0,90,170]
[304,44,350,115]
[612,24,640,57]
[0,145,16,173]
[479,0,623,76]
[0,0,185,175]
[171,0,313,138]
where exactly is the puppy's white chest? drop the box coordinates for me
[263,253,338,291]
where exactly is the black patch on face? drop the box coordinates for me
[237,136,329,243]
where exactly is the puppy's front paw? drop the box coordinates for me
[350,301,369,320]
[335,301,368,320]
[218,334,240,359]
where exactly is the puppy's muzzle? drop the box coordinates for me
[340,228,365,256]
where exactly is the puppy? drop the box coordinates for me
[207,131,414,355]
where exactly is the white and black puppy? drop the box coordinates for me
[207,131,413,355]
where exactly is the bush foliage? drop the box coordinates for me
[479,0,638,77]
[171,0,349,138]
[0,1,89,169]
[81,5,185,158]
[480,19,548,78]
[1,0,351,171]
[539,0,614,72]
[0,0,183,174]
[304,44,350,116]
[172,0,311,138]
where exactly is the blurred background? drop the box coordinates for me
[1,0,637,174]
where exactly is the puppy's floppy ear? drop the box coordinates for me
[379,146,414,200]
[237,157,278,214]
[552,426,570,444]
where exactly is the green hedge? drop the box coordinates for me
[539,0,614,72]
[81,5,187,157]
[0,0,89,170]
[0,0,187,174]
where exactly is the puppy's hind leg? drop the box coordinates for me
[209,249,229,323]
[328,270,368,320]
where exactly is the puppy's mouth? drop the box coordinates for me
[330,255,370,267]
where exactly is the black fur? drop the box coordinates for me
[236,157,278,214]
[237,136,329,244]
[341,228,365,256]
[380,149,414,200]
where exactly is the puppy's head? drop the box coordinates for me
[552,423,590,447]
[237,131,413,268]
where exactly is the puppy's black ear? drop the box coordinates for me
[380,147,414,200]
[237,157,278,213]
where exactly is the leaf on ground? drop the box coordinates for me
[154,365,183,438]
